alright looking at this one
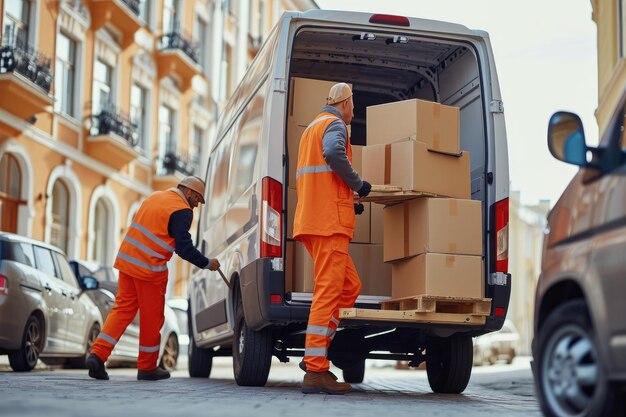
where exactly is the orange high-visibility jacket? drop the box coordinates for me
[114,189,190,281]
[294,112,355,239]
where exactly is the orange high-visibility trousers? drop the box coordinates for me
[90,272,166,371]
[300,234,362,372]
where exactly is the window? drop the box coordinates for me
[158,104,176,174]
[0,153,23,233]
[55,33,77,116]
[130,83,147,153]
[4,0,30,47]
[33,246,57,277]
[162,0,178,32]
[50,180,69,254]
[0,241,34,267]
[225,44,234,97]
[207,134,234,221]
[138,0,150,24]
[54,252,79,287]
[92,198,110,265]
[621,0,626,58]
[93,59,112,115]
[190,125,203,174]
[194,16,207,69]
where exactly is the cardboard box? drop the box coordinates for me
[352,145,363,174]
[361,140,470,198]
[289,78,351,125]
[371,203,384,244]
[367,99,460,155]
[286,241,391,295]
[287,187,297,239]
[287,122,307,188]
[383,198,482,262]
[391,253,482,299]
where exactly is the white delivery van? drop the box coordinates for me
[188,10,511,392]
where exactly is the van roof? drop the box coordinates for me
[287,9,478,38]
[0,232,66,254]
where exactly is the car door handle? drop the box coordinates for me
[61,290,67,297]
[44,284,52,292]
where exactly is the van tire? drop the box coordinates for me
[188,300,213,378]
[342,359,365,383]
[426,334,472,393]
[9,315,43,372]
[232,301,272,386]
[534,300,620,417]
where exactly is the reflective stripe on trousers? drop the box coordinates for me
[300,234,362,372]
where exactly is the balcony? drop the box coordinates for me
[87,0,142,47]
[156,31,202,90]
[153,152,195,190]
[0,39,53,120]
[85,103,139,169]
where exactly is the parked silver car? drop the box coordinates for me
[0,233,103,371]
[70,260,180,370]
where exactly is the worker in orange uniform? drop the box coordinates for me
[86,176,220,381]
[293,83,372,394]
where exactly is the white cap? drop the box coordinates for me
[326,83,352,105]
[179,176,206,203]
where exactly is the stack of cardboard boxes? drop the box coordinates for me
[285,78,389,295]
[362,99,483,300]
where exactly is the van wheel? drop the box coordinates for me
[535,300,619,417]
[232,301,272,386]
[342,359,365,383]
[66,323,100,368]
[9,315,43,372]
[426,334,473,393]
[188,300,213,378]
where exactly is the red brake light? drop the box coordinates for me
[369,14,410,27]
[260,177,282,258]
[270,294,282,304]
[495,307,506,317]
[494,198,509,273]
[0,275,8,296]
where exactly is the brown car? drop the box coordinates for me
[533,108,626,416]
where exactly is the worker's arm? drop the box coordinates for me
[322,120,363,191]
[168,209,210,268]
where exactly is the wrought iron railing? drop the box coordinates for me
[120,0,141,16]
[160,152,195,176]
[0,36,53,93]
[90,103,138,147]
[158,31,200,64]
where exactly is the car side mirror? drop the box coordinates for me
[547,111,588,166]
[81,276,99,290]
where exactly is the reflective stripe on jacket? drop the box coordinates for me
[113,189,190,280]
[293,112,355,239]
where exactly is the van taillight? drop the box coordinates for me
[494,198,509,273]
[261,177,282,258]
[369,14,410,27]
[0,275,7,296]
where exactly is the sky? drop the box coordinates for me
[315,0,598,206]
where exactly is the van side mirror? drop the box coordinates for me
[547,111,588,166]
[81,276,99,290]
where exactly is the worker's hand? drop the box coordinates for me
[357,181,372,198]
[354,203,364,215]
[206,258,220,271]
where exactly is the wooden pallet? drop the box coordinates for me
[339,295,491,325]
[381,295,492,316]
[356,185,441,205]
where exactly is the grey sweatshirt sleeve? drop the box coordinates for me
[321,120,364,191]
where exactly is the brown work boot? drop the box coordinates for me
[299,359,338,381]
[301,370,352,395]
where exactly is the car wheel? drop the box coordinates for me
[9,315,43,372]
[187,298,213,378]
[232,300,272,386]
[535,299,619,417]
[342,359,365,383]
[426,334,473,393]
[66,323,100,368]
[159,333,179,371]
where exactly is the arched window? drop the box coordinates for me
[50,180,70,253]
[0,153,24,233]
[92,198,111,265]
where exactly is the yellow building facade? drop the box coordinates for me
[0,0,316,297]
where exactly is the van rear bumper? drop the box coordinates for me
[240,258,309,330]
